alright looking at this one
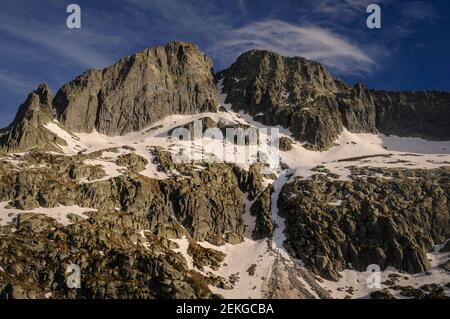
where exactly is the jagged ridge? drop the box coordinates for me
[53,41,219,136]
[0,84,66,153]
[218,50,450,150]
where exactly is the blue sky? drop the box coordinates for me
[1,0,449,128]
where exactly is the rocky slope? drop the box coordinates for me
[0,149,267,298]
[218,50,450,150]
[279,167,450,281]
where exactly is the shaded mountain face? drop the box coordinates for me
[218,50,450,150]
[373,90,450,140]
[0,84,66,153]
[52,41,219,136]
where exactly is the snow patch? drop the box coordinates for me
[83,159,126,182]
[170,236,194,270]
[282,128,450,181]
[320,243,450,299]
[0,202,97,227]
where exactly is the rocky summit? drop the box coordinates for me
[0,84,66,153]
[0,42,449,300]
[218,50,450,150]
[53,41,219,136]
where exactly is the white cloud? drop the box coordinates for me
[0,17,115,69]
[210,20,377,75]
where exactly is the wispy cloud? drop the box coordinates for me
[125,0,230,38]
[387,1,440,39]
[0,71,38,95]
[210,20,376,75]
[0,12,117,69]
[127,1,378,75]
[310,0,382,22]
[0,0,443,125]
[402,1,439,20]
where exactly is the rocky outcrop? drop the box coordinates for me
[187,240,226,271]
[166,164,245,245]
[0,209,212,299]
[169,116,259,147]
[53,41,219,136]
[169,117,218,137]
[0,150,249,299]
[233,163,274,201]
[250,185,274,240]
[116,153,148,172]
[0,149,247,244]
[278,168,450,281]
[279,137,294,152]
[218,50,450,150]
[0,84,66,153]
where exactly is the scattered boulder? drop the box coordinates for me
[370,290,396,299]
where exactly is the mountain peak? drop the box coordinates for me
[218,48,450,149]
[220,48,341,96]
[12,84,53,125]
[0,84,65,153]
[52,41,218,136]
[34,83,52,106]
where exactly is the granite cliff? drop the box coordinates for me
[218,50,450,150]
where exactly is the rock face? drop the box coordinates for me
[279,137,294,152]
[53,41,219,136]
[278,168,450,281]
[218,50,450,150]
[0,84,66,153]
[250,185,274,240]
[163,163,246,245]
[373,90,450,140]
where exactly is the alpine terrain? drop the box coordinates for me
[0,41,449,299]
